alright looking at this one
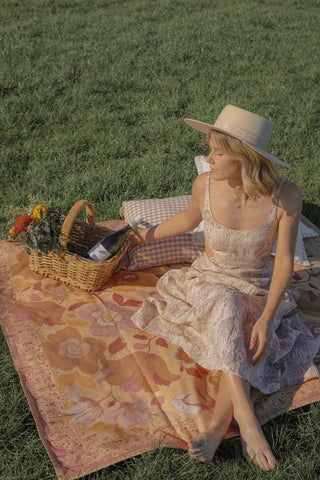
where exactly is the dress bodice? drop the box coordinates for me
[202,174,284,270]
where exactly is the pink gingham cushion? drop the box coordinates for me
[122,195,205,270]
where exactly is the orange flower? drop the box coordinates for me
[15,215,33,232]
[43,327,106,373]
[32,204,47,219]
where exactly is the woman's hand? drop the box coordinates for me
[129,227,147,246]
[249,316,273,365]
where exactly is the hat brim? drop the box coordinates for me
[184,118,290,168]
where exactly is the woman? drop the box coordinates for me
[130,105,320,470]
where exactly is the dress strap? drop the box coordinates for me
[204,172,211,211]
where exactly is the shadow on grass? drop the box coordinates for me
[303,202,320,230]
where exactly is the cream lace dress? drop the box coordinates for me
[131,175,320,394]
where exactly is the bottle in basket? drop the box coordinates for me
[88,215,142,261]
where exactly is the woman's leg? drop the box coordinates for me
[188,372,234,462]
[223,373,276,471]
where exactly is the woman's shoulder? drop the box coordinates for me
[192,172,209,190]
[279,178,302,197]
[278,178,303,213]
[191,172,209,207]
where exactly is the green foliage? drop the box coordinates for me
[1,0,320,479]
[25,207,64,255]
[0,0,320,231]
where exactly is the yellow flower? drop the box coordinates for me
[32,204,47,219]
[9,226,17,238]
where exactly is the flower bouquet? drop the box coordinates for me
[9,202,66,255]
[7,199,128,291]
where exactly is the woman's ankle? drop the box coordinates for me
[204,418,231,436]
[233,403,258,430]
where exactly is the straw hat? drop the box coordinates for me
[184,104,290,168]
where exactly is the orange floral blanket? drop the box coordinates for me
[1,223,320,480]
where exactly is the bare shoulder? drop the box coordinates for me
[193,172,208,186]
[192,172,208,194]
[278,179,302,216]
[191,172,208,209]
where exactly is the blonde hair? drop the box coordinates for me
[208,130,280,200]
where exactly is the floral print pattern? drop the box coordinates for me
[107,397,153,427]
[0,233,320,480]
[61,391,104,425]
[43,327,106,374]
[79,303,133,337]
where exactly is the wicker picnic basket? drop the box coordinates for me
[29,200,128,291]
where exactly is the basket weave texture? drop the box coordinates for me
[29,200,128,291]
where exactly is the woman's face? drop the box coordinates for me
[206,136,242,182]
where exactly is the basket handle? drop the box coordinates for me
[60,200,95,252]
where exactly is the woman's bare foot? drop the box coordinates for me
[240,425,276,471]
[188,424,225,462]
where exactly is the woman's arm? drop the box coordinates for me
[131,174,206,244]
[250,181,303,363]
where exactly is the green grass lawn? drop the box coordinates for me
[1,0,320,478]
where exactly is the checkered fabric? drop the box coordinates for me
[122,195,205,270]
